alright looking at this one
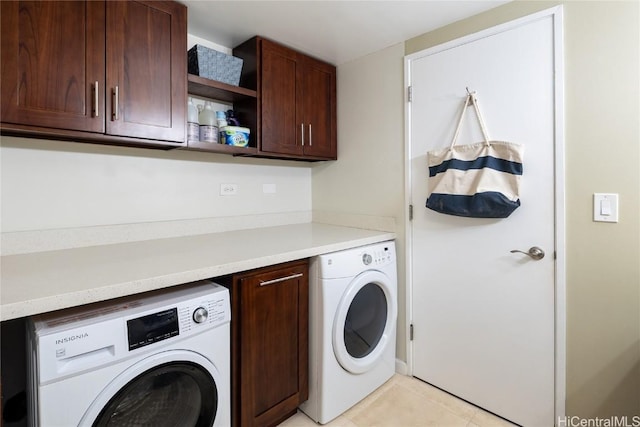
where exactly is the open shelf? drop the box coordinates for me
[186,74,258,156]
[187,74,257,103]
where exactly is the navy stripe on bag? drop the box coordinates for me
[429,156,523,177]
[426,192,521,218]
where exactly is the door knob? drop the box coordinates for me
[510,246,545,260]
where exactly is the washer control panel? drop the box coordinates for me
[32,281,230,383]
[128,291,227,351]
[177,293,228,334]
[192,307,209,323]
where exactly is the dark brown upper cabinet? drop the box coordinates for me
[1,1,187,148]
[234,37,337,161]
[0,1,106,134]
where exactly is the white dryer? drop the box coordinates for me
[300,241,397,424]
[27,281,230,427]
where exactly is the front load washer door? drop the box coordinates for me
[80,351,224,427]
[332,270,397,374]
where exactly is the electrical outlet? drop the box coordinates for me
[220,183,238,196]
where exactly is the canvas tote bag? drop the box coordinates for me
[425,92,524,218]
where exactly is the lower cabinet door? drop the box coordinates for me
[224,259,309,427]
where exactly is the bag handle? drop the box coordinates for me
[449,91,491,149]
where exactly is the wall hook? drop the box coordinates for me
[465,87,476,105]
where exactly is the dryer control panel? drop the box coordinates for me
[362,246,393,267]
[317,241,396,279]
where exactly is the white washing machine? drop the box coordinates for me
[26,281,230,427]
[299,241,397,424]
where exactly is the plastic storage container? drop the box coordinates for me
[220,126,250,147]
[216,111,228,128]
[226,110,240,126]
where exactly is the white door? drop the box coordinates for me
[408,12,561,427]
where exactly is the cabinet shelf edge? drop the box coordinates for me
[187,74,257,102]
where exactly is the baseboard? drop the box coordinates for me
[395,358,408,375]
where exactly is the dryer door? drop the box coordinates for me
[332,270,397,374]
[79,350,226,427]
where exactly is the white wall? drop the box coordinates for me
[0,32,313,235]
[0,137,311,232]
[312,43,407,360]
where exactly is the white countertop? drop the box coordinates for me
[0,223,395,321]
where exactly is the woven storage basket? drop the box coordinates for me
[188,45,243,86]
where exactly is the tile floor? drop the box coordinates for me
[279,374,518,427]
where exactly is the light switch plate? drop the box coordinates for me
[593,193,619,222]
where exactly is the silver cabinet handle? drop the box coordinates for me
[93,81,99,118]
[112,86,119,121]
[259,273,303,286]
[309,124,312,146]
[510,246,545,260]
[301,123,305,146]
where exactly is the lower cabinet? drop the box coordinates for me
[221,259,309,427]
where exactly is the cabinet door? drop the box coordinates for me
[0,1,106,133]
[106,1,186,143]
[239,262,308,426]
[301,56,337,159]
[259,39,303,156]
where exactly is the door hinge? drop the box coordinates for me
[407,86,412,102]
[410,324,414,341]
[409,204,413,221]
